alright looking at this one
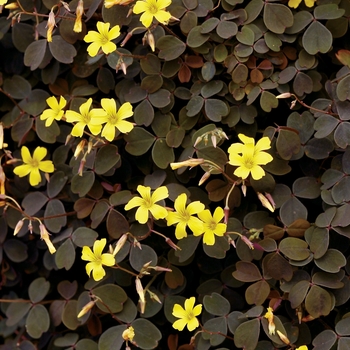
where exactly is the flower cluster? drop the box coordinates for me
[124,187,227,246]
[40,96,134,141]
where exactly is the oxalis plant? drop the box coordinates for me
[1,0,350,348]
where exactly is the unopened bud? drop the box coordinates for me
[135,278,145,303]
[28,221,33,234]
[151,265,172,272]
[241,182,247,197]
[5,2,19,9]
[87,140,93,154]
[60,0,71,11]
[257,192,275,212]
[0,165,5,195]
[198,171,210,186]
[193,136,202,148]
[147,31,155,52]
[74,139,86,159]
[147,290,162,303]
[211,134,217,148]
[77,300,95,318]
[113,233,128,256]
[0,123,4,149]
[78,158,86,176]
[14,219,24,236]
[165,237,180,250]
[170,158,204,170]
[275,92,292,99]
[276,330,290,345]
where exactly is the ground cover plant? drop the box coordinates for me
[1,0,350,349]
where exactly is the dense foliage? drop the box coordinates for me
[1,0,350,349]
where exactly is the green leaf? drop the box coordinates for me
[129,244,157,272]
[141,75,163,94]
[6,302,31,327]
[58,280,78,299]
[187,26,210,48]
[55,239,76,270]
[334,122,350,148]
[314,4,345,20]
[305,137,334,159]
[233,261,262,282]
[201,317,227,346]
[72,227,98,247]
[29,278,50,303]
[312,330,337,349]
[332,176,350,203]
[134,99,154,126]
[234,318,260,350]
[132,319,162,349]
[157,36,186,61]
[98,325,127,350]
[48,35,77,64]
[203,292,231,316]
[152,138,174,169]
[36,118,61,143]
[71,171,95,197]
[4,239,28,263]
[204,99,229,121]
[93,284,127,313]
[236,25,255,45]
[293,177,320,199]
[107,209,129,239]
[245,280,270,305]
[175,235,201,263]
[94,144,120,175]
[314,115,339,138]
[3,75,31,99]
[336,318,350,336]
[125,127,155,156]
[263,3,293,34]
[166,128,185,148]
[186,96,204,116]
[315,249,346,273]
[140,54,161,74]
[289,280,310,308]
[54,333,79,347]
[47,171,68,199]
[75,339,98,350]
[279,237,310,261]
[309,227,329,259]
[276,129,300,160]
[201,61,216,81]
[280,197,307,226]
[23,39,47,71]
[44,199,66,233]
[305,285,332,318]
[260,91,278,112]
[302,21,332,55]
[216,20,238,38]
[26,304,50,338]
[62,300,80,330]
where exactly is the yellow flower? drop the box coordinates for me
[124,185,168,224]
[133,0,172,28]
[0,0,8,5]
[84,21,121,57]
[166,193,204,240]
[65,98,106,137]
[196,207,226,245]
[99,99,134,141]
[46,9,56,42]
[40,96,66,127]
[288,0,315,8]
[170,158,204,170]
[13,146,54,186]
[39,224,56,254]
[296,346,308,350]
[228,134,273,180]
[172,297,202,331]
[81,238,115,281]
[264,307,275,335]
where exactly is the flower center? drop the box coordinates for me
[29,158,39,169]
[82,112,92,124]
[243,157,255,169]
[100,34,110,45]
[147,1,159,14]
[208,220,217,231]
[143,198,154,209]
[179,209,190,222]
[107,114,119,125]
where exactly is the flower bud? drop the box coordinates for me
[198,171,210,186]
[276,330,290,345]
[275,92,292,99]
[14,219,24,236]
[135,278,145,303]
[5,2,19,9]
[74,139,86,159]
[170,158,204,170]
[77,300,95,318]
[240,235,254,250]
[46,9,56,42]
[113,233,128,256]
[165,237,180,250]
[147,31,155,52]
[73,0,84,33]
[257,192,275,212]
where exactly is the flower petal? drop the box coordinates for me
[21,146,32,164]
[203,231,215,245]
[154,9,171,24]
[213,207,224,223]
[174,193,187,213]
[125,196,145,210]
[149,204,168,220]
[152,186,169,202]
[116,120,134,133]
[172,304,187,318]
[93,238,106,257]
[133,0,148,14]
[184,297,195,311]
[174,221,188,240]
[187,316,199,331]
[238,134,254,145]
[187,217,204,235]
[71,122,86,137]
[13,164,32,177]
[135,206,150,224]
[29,168,42,186]
[108,24,121,40]
[38,160,54,173]
[85,261,95,277]
[81,246,95,261]
[101,41,117,55]
[101,124,116,142]
[187,201,205,215]
[193,304,202,317]
[172,318,187,331]
[255,137,271,153]
[117,102,133,119]
[101,253,116,266]
[92,264,106,281]
[139,12,154,27]
[233,166,250,180]
[250,165,266,180]
[137,185,151,199]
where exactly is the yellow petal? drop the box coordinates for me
[174,193,187,212]
[174,222,188,240]
[238,134,254,145]
[184,297,195,311]
[29,168,42,186]
[92,264,106,281]
[101,98,116,116]
[250,166,265,180]
[101,41,117,54]
[135,206,150,224]
[172,304,187,318]
[108,24,121,40]
[101,124,116,142]
[152,186,169,202]
[125,196,144,210]
[133,0,148,14]
[288,0,302,7]
[71,122,86,137]
[101,253,116,266]
[116,120,133,133]
[87,42,102,57]
[172,318,187,331]
[97,21,110,35]
[255,136,271,153]
[13,164,32,177]
[212,207,224,223]
[149,204,168,220]
[93,238,106,257]
[187,316,199,331]
[117,102,133,119]
[38,160,54,173]
[203,231,215,245]
[82,246,95,262]
[65,110,81,123]
[193,304,202,316]
[154,10,171,24]
[21,146,32,164]
[139,12,154,27]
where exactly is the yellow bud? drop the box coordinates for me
[276,330,290,345]
[39,224,56,254]
[122,326,135,341]
[14,219,24,236]
[46,9,56,42]
[257,192,275,212]
[77,300,95,318]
